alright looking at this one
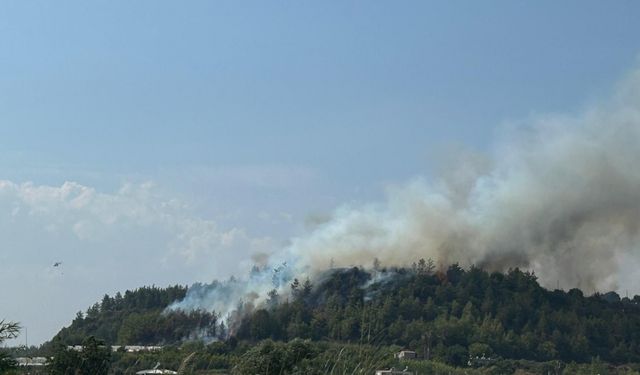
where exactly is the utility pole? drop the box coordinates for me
[422,331,432,361]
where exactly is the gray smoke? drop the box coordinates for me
[288,69,640,293]
[171,69,640,320]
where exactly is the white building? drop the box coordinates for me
[136,362,178,374]
[15,357,48,367]
[375,368,413,375]
[124,345,162,353]
[69,345,163,353]
[394,350,417,360]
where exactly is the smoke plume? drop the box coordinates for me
[290,70,640,293]
[170,68,640,318]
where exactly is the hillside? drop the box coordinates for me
[42,263,640,372]
[46,285,219,348]
[235,264,640,365]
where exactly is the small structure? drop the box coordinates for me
[467,354,495,367]
[15,357,48,367]
[69,344,162,353]
[376,368,413,375]
[135,370,177,375]
[136,362,178,375]
[125,345,163,353]
[394,350,417,360]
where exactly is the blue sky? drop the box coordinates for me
[2,2,638,183]
[2,1,640,345]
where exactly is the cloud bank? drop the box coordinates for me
[1,180,275,345]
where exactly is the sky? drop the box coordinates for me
[1,1,640,345]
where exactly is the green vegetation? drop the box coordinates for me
[46,285,218,348]
[0,320,20,372]
[15,263,640,374]
[29,340,640,375]
[48,336,111,375]
[237,264,640,366]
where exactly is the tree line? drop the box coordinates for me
[21,262,640,373]
[236,263,640,365]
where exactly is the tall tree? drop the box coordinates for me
[49,336,111,375]
[0,320,20,372]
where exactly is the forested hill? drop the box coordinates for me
[235,264,640,365]
[46,264,640,366]
[46,285,218,349]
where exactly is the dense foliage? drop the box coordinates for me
[27,263,640,374]
[37,340,640,375]
[236,263,640,365]
[48,336,111,375]
[46,285,218,348]
[0,320,20,372]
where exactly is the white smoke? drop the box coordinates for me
[288,69,640,293]
[170,68,640,321]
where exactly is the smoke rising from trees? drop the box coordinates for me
[288,69,640,293]
[172,69,640,317]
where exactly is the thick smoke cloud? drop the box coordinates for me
[289,70,640,293]
[171,69,640,319]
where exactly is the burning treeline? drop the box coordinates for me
[170,69,640,325]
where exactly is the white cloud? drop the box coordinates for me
[0,179,274,345]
